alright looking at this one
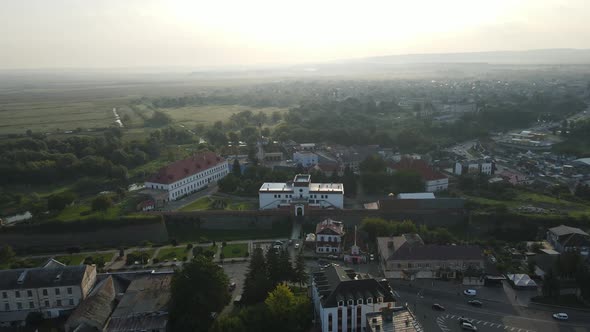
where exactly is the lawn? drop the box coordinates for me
[55,202,122,222]
[156,247,189,261]
[226,201,257,211]
[159,105,288,127]
[54,254,87,266]
[0,257,49,270]
[221,243,249,258]
[179,197,212,211]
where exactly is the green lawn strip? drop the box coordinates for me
[179,197,213,211]
[2,257,50,270]
[226,201,257,211]
[55,202,122,222]
[54,254,87,265]
[221,243,248,258]
[156,247,188,261]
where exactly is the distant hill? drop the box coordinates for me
[354,49,590,65]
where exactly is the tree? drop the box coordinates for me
[293,251,308,286]
[91,195,113,211]
[209,316,247,332]
[265,248,281,286]
[265,283,295,318]
[278,249,294,282]
[242,248,271,304]
[264,284,312,332]
[169,256,230,332]
[232,159,242,177]
[47,191,77,211]
[0,245,15,264]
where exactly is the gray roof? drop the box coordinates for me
[66,276,117,331]
[378,234,483,261]
[0,264,92,290]
[548,225,589,237]
[313,265,395,308]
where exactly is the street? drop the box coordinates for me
[394,284,590,332]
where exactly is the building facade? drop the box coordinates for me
[145,152,229,202]
[454,160,494,176]
[311,265,396,332]
[377,234,484,279]
[293,151,319,167]
[316,219,345,254]
[259,174,343,215]
[0,262,96,320]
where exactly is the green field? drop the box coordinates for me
[179,196,257,212]
[221,243,248,258]
[156,247,188,261]
[179,197,213,211]
[54,254,87,265]
[55,203,122,222]
[159,105,288,127]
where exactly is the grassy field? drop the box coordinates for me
[55,203,122,222]
[221,243,248,258]
[54,254,87,265]
[179,196,257,212]
[179,197,213,211]
[159,105,288,127]
[156,247,188,261]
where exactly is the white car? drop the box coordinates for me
[463,289,477,296]
[552,313,568,321]
[461,322,477,331]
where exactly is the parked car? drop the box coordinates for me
[461,322,478,331]
[327,254,339,259]
[318,260,330,268]
[432,303,446,311]
[459,317,472,324]
[463,289,477,296]
[468,300,483,307]
[552,313,569,321]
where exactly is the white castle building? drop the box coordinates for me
[258,174,343,216]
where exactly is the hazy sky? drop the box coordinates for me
[1,0,589,69]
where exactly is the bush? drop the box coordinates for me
[186,243,193,251]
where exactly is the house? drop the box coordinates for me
[105,273,172,332]
[64,276,117,332]
[311,265,396,332]
[293,151,319,167]
[0,260,97,326]
[259,174,344,216]
[377,234,484,280]
[316,219,345,254]
[145,152,229,203]
[496,170,528,185]
[366,306,422,332]
[454,160,494,176]
[312,163,340,177]
[547,225,590,254]
[387,158,448,192]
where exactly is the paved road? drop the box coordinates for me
[394,286,590,332]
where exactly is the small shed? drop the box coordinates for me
[507,274,537,289]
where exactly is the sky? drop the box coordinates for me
[1,0,589,69]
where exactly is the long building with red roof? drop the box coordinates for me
[387,158,448,192]
[144,151,228,202]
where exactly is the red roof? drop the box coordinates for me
[147,152,225,184]
[390,158,447,181]
[316,219,345,236]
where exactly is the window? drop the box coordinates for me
[377,297,383,303]
[29,301,34,309]
[17,302,22,310]
[328,313,333,331]
[348,299,353,306]
[69,299,74,306]
[15,291,20,298]
[55,288,60,295]
[1,292,6,299]
[27,290,33,297]
[67,287,72,295]
[4,303,9,311]
[56,299,62,306]
[338,301,344,307]
[357,299,363,305]
[44,300,49,307]
[367,297,372,304]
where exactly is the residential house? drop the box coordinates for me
[311,265,396,332]
[377,234,484,280]
[259,174,344,216]
[316,219,345,254]
[454,160,494,176]
[145,151,229,203]
[387,158,448,192]
[293,151,319,167]
[312,163,340,177]
[0,260,97,326]
[547,225,590,254]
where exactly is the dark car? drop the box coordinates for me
[468,300,483,306]
[432,303,446,311]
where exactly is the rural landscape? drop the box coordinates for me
[2,1,590,332]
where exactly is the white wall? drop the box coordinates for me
[425,178,448,192]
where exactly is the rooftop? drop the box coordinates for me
[0,264,93,290]
[65,276,117,331]
[548,224,589,237]
[390,158,447,181]
[147,151,224,184]
[312,265,395,308]
[366,307,423,332]
[397,193,435,199]
[316,219,345,236]
[377,234,483,261]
